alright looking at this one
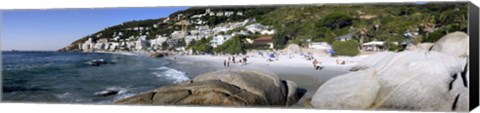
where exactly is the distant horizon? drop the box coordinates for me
[1,7,188,51]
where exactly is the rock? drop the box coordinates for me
[193,69,287,105]
[405,43,434,51]
[431,31,469,58]
[116,69,303,106]
[311,69,380,109]
[115,80,268,106]
[150,52,169,58]
[313,51,466,111]
[94,90,120,97]
[284,80,304,106]
[285,44,301,55]
[85,59,112,66]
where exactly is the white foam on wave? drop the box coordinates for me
[93,86,129,96]
[151,66,190,83]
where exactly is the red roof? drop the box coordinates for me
[253,36,273,44]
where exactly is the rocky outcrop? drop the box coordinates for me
[149,52,170,58]
[405,43,434,51]
[311,32,470,112]
[115,69,304,106]
[431,31,469,58]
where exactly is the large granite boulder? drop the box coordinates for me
[193,69,287,105]
[431,31,469,58]
[311,69,380,109]
[405,43,434,51]
[311,50,467,111]
[116,69,303,106]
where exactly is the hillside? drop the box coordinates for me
[60,2,468,53]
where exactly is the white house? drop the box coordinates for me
[237,12,243,16]
[224,11,234,17]
[149,36,168,50]
[361,41,386,52]
[135,36,149,50]
[309,42,332,50]
[211,35,232,48]
[109,42,120,51]
[216,12,224,16]
[260,29,275,35]
[246,23,266,34]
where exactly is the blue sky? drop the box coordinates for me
[1,7,188,51]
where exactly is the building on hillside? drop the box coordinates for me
[150,36,168,50]
[309,42,332,50]
[260,29,275,35]
[211,35,232,48]
[246,23,266,34]
[361,41,386,52]
[253,35,274,49]
[135,36,149,50]
[336,33,353,41]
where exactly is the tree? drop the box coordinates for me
[355,21,370,44]
[161,41,169,50]
[319,12,353,29]
[332,40,360,56]
[272,31,290,49]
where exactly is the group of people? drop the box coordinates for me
[223,56,248,67]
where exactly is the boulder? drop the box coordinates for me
[193,69,287,105]
[431,31,469,58]
[284,80,304,106]
[311,69,380,109]
[312,51,466,111]
[116,69,303,106]
[405,43,434,51]
[285,44,301,55]
[115,80,268,106]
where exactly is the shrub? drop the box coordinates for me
[332,40,360,56]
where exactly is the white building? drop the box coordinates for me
[109,42,120,51]
[224,11,234,17]
[81,38,95,52]
[361,41,386,52]
[245,23,266,34]
[260,29,275,35]
[211,35,232,48]
[135,36,149,50]
[309,42,332,50]
[149,36,168,50]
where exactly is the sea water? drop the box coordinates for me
[2,51,190,104]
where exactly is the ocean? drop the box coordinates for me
[1,51,198,104]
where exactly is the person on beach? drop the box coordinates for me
[243,57,247,65]
[313,59,323,70]
[232,56,236,63]
[312,59,318,68]
[224,60,227,67]
[227,60,230,67]
[336,59,346,65]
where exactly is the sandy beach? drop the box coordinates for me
[168,53,368,107]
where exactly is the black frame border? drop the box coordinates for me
[469,1,479,111]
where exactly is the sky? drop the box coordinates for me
[1,6,188,51]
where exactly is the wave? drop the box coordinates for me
[151,66,190,83]
[93,87,129,97]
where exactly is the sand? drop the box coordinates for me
[168,53,369,107]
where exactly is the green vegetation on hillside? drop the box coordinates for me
[257,3,468,49]
[63,2,468,53]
